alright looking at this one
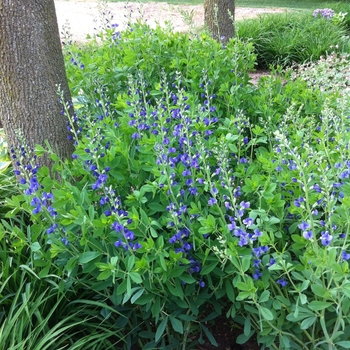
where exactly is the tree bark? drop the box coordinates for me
[204,0,235,43]
[0,0,74,169]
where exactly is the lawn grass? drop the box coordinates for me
[107,0,345,10]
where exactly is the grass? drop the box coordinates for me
[237,10,350,68]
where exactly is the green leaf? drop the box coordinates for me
[159,254,167,271]
[150,227,158,238]
[236,291,252,301]
[311,284,328,298]
[200,261,218,275]
[30,242,41,252]
[244,314,251,336]
[170,317,183,334]
[168,266,186,278]
[281,335,290,348]
[129,272,142,284]
[34,144,46,156]
[225,279,235,303]
[38,265,50,279]
[87,205,94,221]
[97,270,112,280]
[198,227,214,235]
[117,279,127,295]
[241,255,251,272]
[336,341,350,348]
[259,306,274,321]
[78,251,101,264]
[236,330,255,344]
[148,202,166,212]
[155,317,168,342]
[299,293,307,305]
[66,256,78,272]
[180,274,196,284]
[236,282,251,291]
[126,255,135,271]
[201,324,218,346]
[259,290,270,303]
[308,301,333,311]
[300,316,317,329]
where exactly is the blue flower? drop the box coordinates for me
[268,258,275,266]
[253,259,261,267]
[277,278,288,287]
[303,230,313,240]
[211,187,218,195]
[298,221,310,231]
[289,161,297,170]
[243,217,254,227]
[252,246,269,258]
[91,173,108,190]
[124,229,135,240]
[312,184,322,193]
[320,231,333,246]
[32,204,42,214]
[253,270,262,280]
[253,228,262,237]
[342,251,350,261]
[132,132,141,139]
[335,162,343,169]
[30,197,41,206]
[48,206,57,217]
[112,222,124,232]
[208,197,217,206]
[294,197,304,207]
[189,187,198,195]
[238,235,249,247]
[228,222,236,231]
[132,242,142,250]
[62,237,69,245]
[240,201,250,209]
[47,223,58,234]
[340,171,349,179]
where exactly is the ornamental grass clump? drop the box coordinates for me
[237,9,350,68]
[4,12,350,350]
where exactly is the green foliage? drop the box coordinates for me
[237,10,350,68]
[0,129,20,221]
[3,8,350,350]
[0,215,125,349]
[0,129,11,175]
[289,50,350,96]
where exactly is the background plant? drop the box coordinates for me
[237,9,350,68]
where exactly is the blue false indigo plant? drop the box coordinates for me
[6,18,350,350]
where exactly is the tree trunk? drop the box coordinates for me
[204,0,235,43]
[0,0,74,170]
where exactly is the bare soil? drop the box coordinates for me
[54,0,286,43]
